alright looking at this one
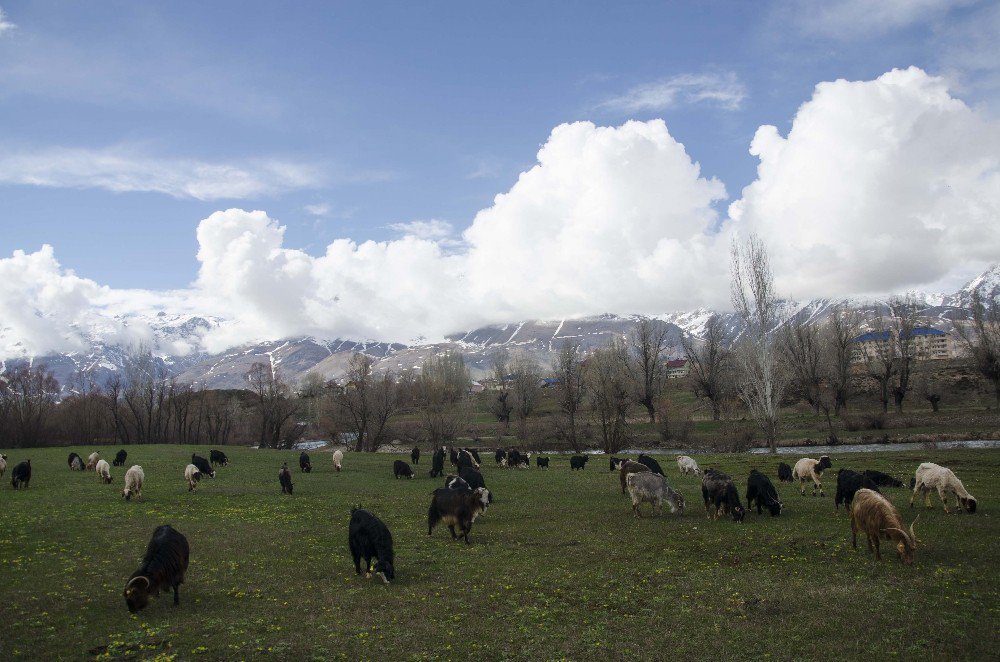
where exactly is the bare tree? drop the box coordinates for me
[861,315,897,414]
[825,306,861,415]
[205,394,240,445]
[416,352,470,442]
[916,372,942,412]
[862,298,919,413]
[246,362,299,448]
[510,352,541,439]
[730,234,786,452]
[956,290,1000,406]
[488,349,513,431]
[780,317,824,413]
[586,339,632,453]
[553,339,586,451]
[0,364,60,447]
[680,314,730,420]
[890,298,919,413]
[328,353,398,452]
[626,317,670,423]
[120,345,173,444]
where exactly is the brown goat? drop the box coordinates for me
[619,460,650,494]
[850,488,918,565]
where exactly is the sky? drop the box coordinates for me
[1,0,999,358]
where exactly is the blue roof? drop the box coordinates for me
[853,327,945,343]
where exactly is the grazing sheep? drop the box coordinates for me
[122,465,144,500]
[11,460,31,489]
[910,462,977,514]
[333,449,344,472]
[96,459,113,484]
[619,460,651,495]
[701,469,745,522]
[626,472,685,517]
[184,464,202,491]
[191,454,216,479]
[113,450,128,467]
[851,488,918,564]
[123,525,189,612]
[777,462,793,482]
[0,454,6,479]
[349,508,395,583]
[393,460,414,479]
[85,452,101,471]
[676,455,701,475]
[68,452,85,471]
[279,462,294,494]
[793,456,833,496]
[299,452,312,473]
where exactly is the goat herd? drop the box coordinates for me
[0,444,980,615]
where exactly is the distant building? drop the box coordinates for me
[539,377,560,388]
[666,358,689,378]
[468,381,485,394]
[851,327,956,362]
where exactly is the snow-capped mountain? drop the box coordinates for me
[10,264,998,392]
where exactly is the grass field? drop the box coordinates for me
[2,445,998,660]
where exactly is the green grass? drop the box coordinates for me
[2,445,998,660]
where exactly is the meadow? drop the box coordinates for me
[1,444,998,661]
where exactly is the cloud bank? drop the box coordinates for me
[1,67,998,359]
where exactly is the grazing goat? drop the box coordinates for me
[191,454,216,479]
[113,450,128,467]
[466,448,482,465]
[627,472,685,517]
[122,465,144,500]
[777,462,793,483]
[570,455,589,471]
[637,454,665,476]
[910,462,977,514]
[444,475,470,490]
[124,525,189,612]
[299,452,312,473]
[68,452,84,471]
[609,457,627,472]
[411,446,420,465]
[793,456,833,496]
[746,469,782,516]
[0,454,6,479]
[430,448,446,477]
[279,462,294,495]
[835,469,879,513]
[851,489,918,564]
[676,456,700,475]
[209,449,229,467]
[701,469,745,522]
[11,460,31,489]
[349,508,395,583]
[96,459,113,484]
[536,457,549,469]
[619,460,651,495]
[333,449,344,472]
[863,469,903,488]
[449,447,459,466]
[86,452,101,471]
[459,466,492,502]
[393,460,414,479]
[507,449,530,468]
[495,449,507,466]
[184,464,202,491]
[428,487,491,544]
[457,449,479,470]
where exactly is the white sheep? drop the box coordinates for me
[184,464,202,492]
[793,456,833,496]
[86,452,101,471]
[95,459,112,484]
[676,455,700,475]
[333,449,344,472]
[910,462,977,514]
[122,465,144,501]
[0,454,7,478]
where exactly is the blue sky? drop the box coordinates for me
[1,1,999,357]
[2,0,993,290]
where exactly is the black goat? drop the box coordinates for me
[349,508,395,584]
[444,475,470,490]
[68,452,84,471]
[777,462,793,482]
[411,447,420,465]
[209,449,228,467]
[637,454,665,476]
[570,455,589,470]
[279,462,293,495]
[191,454,216,478]
[835,469,880,512]
[430,448,446,478]
[746,469,783,516]
[495,449,507,466]
[702,469,745,522]
[609,457,627,472]
[393,460,414,479]
[299,452,312,473]
[428,487,490,544]
[862,469,903,488]
[459,466,492,502]
[536,457,549,469]
[113,450,128,467]
[123,525,189,613]
[11,460,31,489]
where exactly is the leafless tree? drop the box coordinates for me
[916,372,942,412]
[120,344,173,444]
[680,314,731,420]
[890,298,919,412]
[57,369,109,444]
[824,306,861,414]
[626,317,670,423]
[862,314,897,414]
[780,316,824,413]
[553,339,586,451]
[246,362,299,448]
[416,352,470,442]
[488,349,513,431]
[510,352,541,439]
[586,339,632,453]
[205,394,240,445]
[328,353,398,452]
[862,298,919,413]
[730,234,786,452]
[956,290,1000,406]
[0,364,60,447]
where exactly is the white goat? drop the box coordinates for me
[122,465,144,501]
[793,456,833,496]
[0,454,7,478]
[86,452,101,471]
[676,455,701,475]
[333,449,344,472]
[910,462,977,514]
[95,459,112,484]
[184,464,202,492]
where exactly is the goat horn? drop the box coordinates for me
[909,515,919,547]
[126,576,150,589]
